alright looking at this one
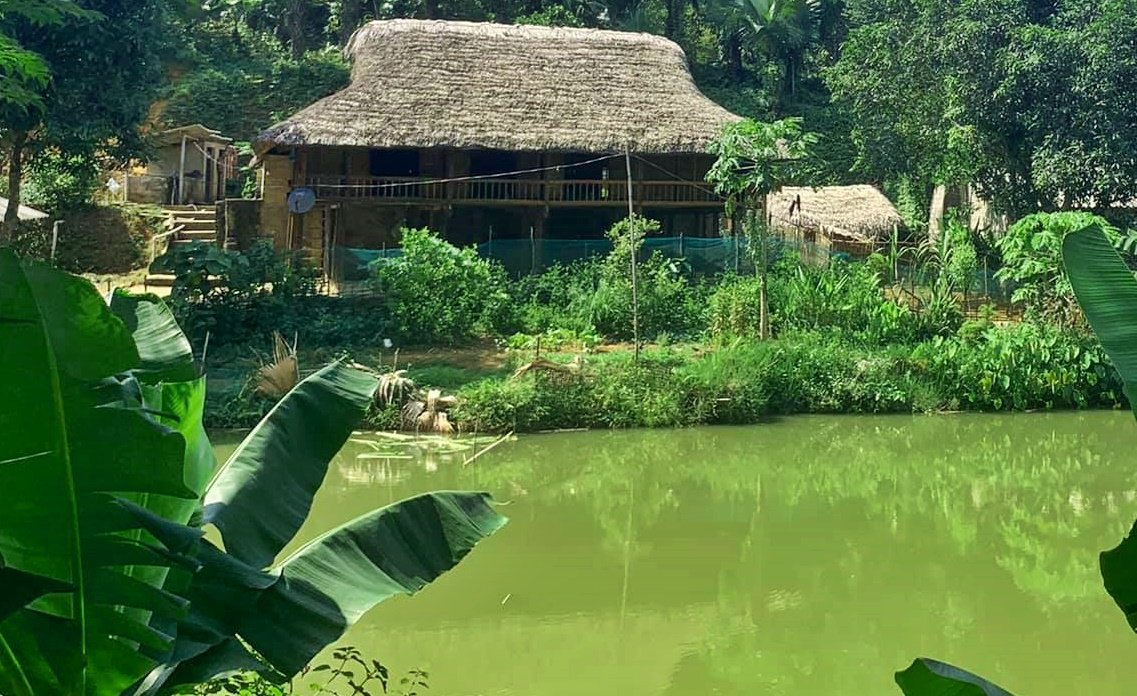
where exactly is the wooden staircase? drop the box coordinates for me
[146,205,218,289]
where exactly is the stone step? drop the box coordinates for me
[164,205,216,212]
[172,222,216,233]
[144,274,176,288]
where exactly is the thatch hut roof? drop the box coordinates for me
[767,185,903,242]
[254,20,740,157]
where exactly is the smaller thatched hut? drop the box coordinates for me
[767,185,903,258]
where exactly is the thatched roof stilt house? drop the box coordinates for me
[253,20,742,276]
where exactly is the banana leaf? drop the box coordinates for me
[155,491,507,692]
[895,658,1014,696]
[0,251,200,696]
[202,361,379,568]
[1062,225,1137,632]
[147,360,507,691]
[1062,225,1137,416]
[108,291,197,384]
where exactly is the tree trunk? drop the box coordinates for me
[665,0,683,40]
[423,0,439,19]
[726,33,744,83]
[749,205,769,340]
[1,132,28,244]
[288,0,308,59]
[339,0,362,44]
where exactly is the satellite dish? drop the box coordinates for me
[287,187,317,214]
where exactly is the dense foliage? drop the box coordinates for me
[994,211,1119,326]
[829,0,1137,217]
[455,326,1122,432]
[162,217,1132,432]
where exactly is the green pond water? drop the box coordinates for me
[214,412,1137,695]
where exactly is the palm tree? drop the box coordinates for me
[720,0,821,106]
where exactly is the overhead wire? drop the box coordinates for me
[304,153,622,190]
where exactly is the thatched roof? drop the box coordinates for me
[767,185,903,242]
[254,20,740,157]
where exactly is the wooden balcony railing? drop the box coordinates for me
[301,176,721,206]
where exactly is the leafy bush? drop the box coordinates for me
[708,274,764,338]
[913,323,1122,411]
[9,203,164,273]
[712,259,960,344]
[24,149,101,213]
[160,240,392,348]
[453,377,543,433]
[453,326,1124,433]
[511,261,602,335]
[994,211,1120,325]
[370,228,512,344]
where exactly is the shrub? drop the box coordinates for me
[708,275,764,338]
[994,211,1119,325]
[24,150,101,213]
[10,203,164,273]
[591,216,706,340]
[160,240,391,348]
[370,228,512,344]
[912,323,1123,411]
[511,261,601,335]
[453,378,543,433]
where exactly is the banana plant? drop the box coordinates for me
[0,249,506,696]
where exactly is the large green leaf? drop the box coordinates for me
[0,251,200,696]
[1061,225,1137,415]
[895,659,1014,696]
[1101,520,1137,632]
[202,361,378,568]
[155,491,507,692]
[1061,225,1137,628]
[108,291,197,384]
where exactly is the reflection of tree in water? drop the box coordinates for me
[453,414,1137,694]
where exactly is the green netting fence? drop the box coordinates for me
[333,235,769,281]
[329,235,1014,304]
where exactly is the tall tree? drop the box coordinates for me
[732,0,819,101]
[0,0,180,234]
[828,0,1137,216]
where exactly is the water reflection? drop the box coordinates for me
[214,413,1137,696]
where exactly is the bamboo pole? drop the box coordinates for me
[625,147,639,364]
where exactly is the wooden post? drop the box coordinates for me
[201,142,208,204]
[760,205,770,339]
[625,147,639,364]
[178,134,188,205]
[50,220,61,263]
